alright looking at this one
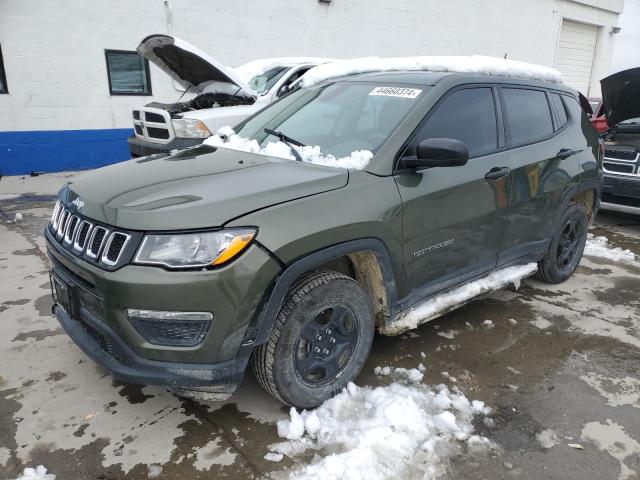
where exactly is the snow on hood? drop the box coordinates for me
[137,34,255,96]
[234,57,337,85]
[300,55,563,88]
[203,126,373,170]
[267,378,492,479]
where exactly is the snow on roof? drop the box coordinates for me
[300,55,563,88]
[234,57,337,83]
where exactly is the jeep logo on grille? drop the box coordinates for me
[71,197,85,210]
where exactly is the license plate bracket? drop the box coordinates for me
[50,273,73,315]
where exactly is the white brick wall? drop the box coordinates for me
[0,0,622,132]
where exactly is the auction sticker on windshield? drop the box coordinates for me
[369,87,422,98]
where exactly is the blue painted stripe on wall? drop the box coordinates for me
[0,128,133,176]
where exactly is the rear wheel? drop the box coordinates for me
[537,203,588,284]
[251,270,374,408]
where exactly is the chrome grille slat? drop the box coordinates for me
[101,232,131,266]
[73,221,93,252]
[86,226,108,259]
[64,215,80,244]
[56,210,70,239]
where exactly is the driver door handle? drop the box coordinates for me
[485,166,510,180]
[557,148,577,159]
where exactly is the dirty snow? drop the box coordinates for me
[13,466,56,480]
[536,429,558,449]
[300,55,562,88]
[389,263,537,333]
[580,373,640,409]
[584,234,639,266]
[268,381,491,479]
[482,319,494,328]
[203,127,373,170]
[264,451,284,462]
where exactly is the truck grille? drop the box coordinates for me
[132,107,174,145]
[603,150,640,177]
[48,200,133,269]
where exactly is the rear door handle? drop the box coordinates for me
[485,166,510,180]
[557,148,577,159]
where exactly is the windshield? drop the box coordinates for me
[234,81,427,159]
[247,66,289,95]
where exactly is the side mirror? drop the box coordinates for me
[400,138,469,170]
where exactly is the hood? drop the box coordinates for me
[600,67,640,126]
[137,34,255,96]
[62,146,348,230]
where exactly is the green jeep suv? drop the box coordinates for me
[45,69,602,408]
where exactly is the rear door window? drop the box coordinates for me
[550,93,568,129]
[501,88,553,145]
[411,87,498,158]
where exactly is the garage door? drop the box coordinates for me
[554,20,599,95]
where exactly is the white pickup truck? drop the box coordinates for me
[128,34,332,157]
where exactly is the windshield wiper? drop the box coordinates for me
[264,128,305,162]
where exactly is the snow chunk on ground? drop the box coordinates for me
[482,320,494,328]
[585,234,639,266]
[437,329,459,339]
[270,382,492,479]
[264,452,284,462]
[374,365,423,383]
[388,263,537,334]
[14,466,56,480]
[301,55,562,88]
[204,127,372,170]
[536,429,558,449]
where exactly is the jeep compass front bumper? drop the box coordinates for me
[45,226,281,397]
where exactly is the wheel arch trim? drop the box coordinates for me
[245,238,399,347]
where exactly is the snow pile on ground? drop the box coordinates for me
[14,466,55,480]
[584,234,639,266]
[387,263,537,334]
[203,127,373,170]
[234,57,336,85]
[267,381,492,479]
[300,55,562,88]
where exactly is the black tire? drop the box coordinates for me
[251,270,374,408]
[537,203,588,284]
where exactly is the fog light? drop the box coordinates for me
[126,309,213,347]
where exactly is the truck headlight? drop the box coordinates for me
[134,229,256,269]
[172,118,212,138]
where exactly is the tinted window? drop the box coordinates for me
[105,50,151,95]
[413,88,497,158]
[502,88,553,145]
[0,45,7,94]
[550,93,568,129]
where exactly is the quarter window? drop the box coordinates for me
[550,93,568,129]
[105,50,152,95]
[412,88,498,158]
[502,88,553,145]
[0,45,8,94]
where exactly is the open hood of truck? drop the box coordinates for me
[137,34,255,97]
[63,146,348,230]
[601,67,640,126]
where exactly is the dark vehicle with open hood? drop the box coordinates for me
[600,67,640,215]
[45,58,602,408]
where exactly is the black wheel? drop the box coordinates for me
[537,203,588,284]
[251,270,374,408]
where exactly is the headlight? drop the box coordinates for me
[134,229,256,269]
[172,118,212,138]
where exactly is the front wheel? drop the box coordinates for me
[251,270,374,408]
[537,203,588,284]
